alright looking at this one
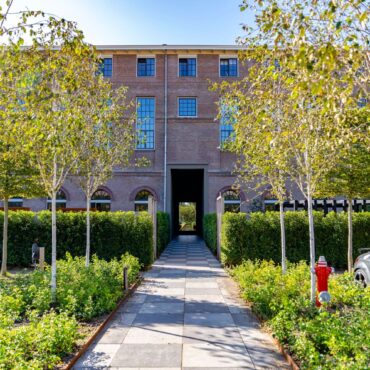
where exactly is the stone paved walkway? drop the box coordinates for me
[74,235,290,369]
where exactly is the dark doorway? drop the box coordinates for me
[171,169,204,236]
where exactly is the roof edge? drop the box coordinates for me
[95,44,243,51]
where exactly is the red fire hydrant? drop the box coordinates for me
[314,256,334,307]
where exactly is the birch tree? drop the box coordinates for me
[234,0,368,303]
[73,77,135,267]
[0,35,44,276]
[215,56,291,273]
[18,21,99,301]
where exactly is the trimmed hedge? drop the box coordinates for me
[0,210,154,267]
[203,211,370,268]
[203,213,217,254]
[157,211,170,255]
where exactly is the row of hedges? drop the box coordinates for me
[0,210,158,267]
[203,213,217,254]
[157,211,170,255]
[203,211,370,268]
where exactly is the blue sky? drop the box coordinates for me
[10,0,253,45]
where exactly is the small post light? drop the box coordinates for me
[123,266,128,292]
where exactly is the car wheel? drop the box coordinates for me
[355,269,368,288]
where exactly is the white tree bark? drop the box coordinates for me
[279,200,287,274]
[307,191,316,304]
[51,189,57,303]
[1,197,9,276]
[85,194,91,267]
[347,198,353,273]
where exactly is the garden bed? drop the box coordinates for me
[231,260,370,369]
[0,253,141,369]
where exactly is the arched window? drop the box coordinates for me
[223,190,240,213]
[9,197,23,208]
[91,189,111,211]
[47,189,67,210]
[134,190,152,212]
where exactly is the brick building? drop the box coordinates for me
[16,45,253,234]
[9,45,365,234]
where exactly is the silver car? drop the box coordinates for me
[354,251,370,288]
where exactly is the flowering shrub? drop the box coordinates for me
[231,261,370,369]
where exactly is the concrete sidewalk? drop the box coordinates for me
[74,235,290,369]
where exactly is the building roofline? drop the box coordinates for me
[95,44,243,51]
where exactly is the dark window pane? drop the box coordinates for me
[179,58,196,77]
[135,204,148,212]
[92,190,111,200]
[8,198,23,208]
[178,98,197,116]
[223,190,240,213]
[137,58,155,76]
[99,58,112,77]
[220,58,238,77]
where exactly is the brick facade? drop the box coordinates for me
[15,46,258,231]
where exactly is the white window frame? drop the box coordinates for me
[135,97,156,150]
[136,55,156,77]
[219,55,239,78]
[178,55,197,77]
[178,97,198,118]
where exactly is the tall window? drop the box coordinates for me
[91,189,111,211]
[8,197,23,208]
[220,104,235,146]
[99,58,112,77]
[220,58,238,77]
[136,97,155,149]
[137,58,155,77]
[134,190,153,212]
[179,58,196,77]
[223,190,240,213]
[178,97,197,117]
[47,189,67,210]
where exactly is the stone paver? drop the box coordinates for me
[74,235,290,369]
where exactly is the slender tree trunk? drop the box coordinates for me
[85,194,91,267]
[347,198,353,273]
[1,197,9,276]
[279,200,287,274]
[307,191,316,304]
[51,190,57,303]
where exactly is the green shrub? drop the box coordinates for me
[203,213,217,254]
[0,311,78,369]
[231,261,370,369]
[157,211,170,255]
[0,253,141,322]
[220,211,370,267]
[56,253,141,320]
[0,210,153,267]
[0,252,141,368]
